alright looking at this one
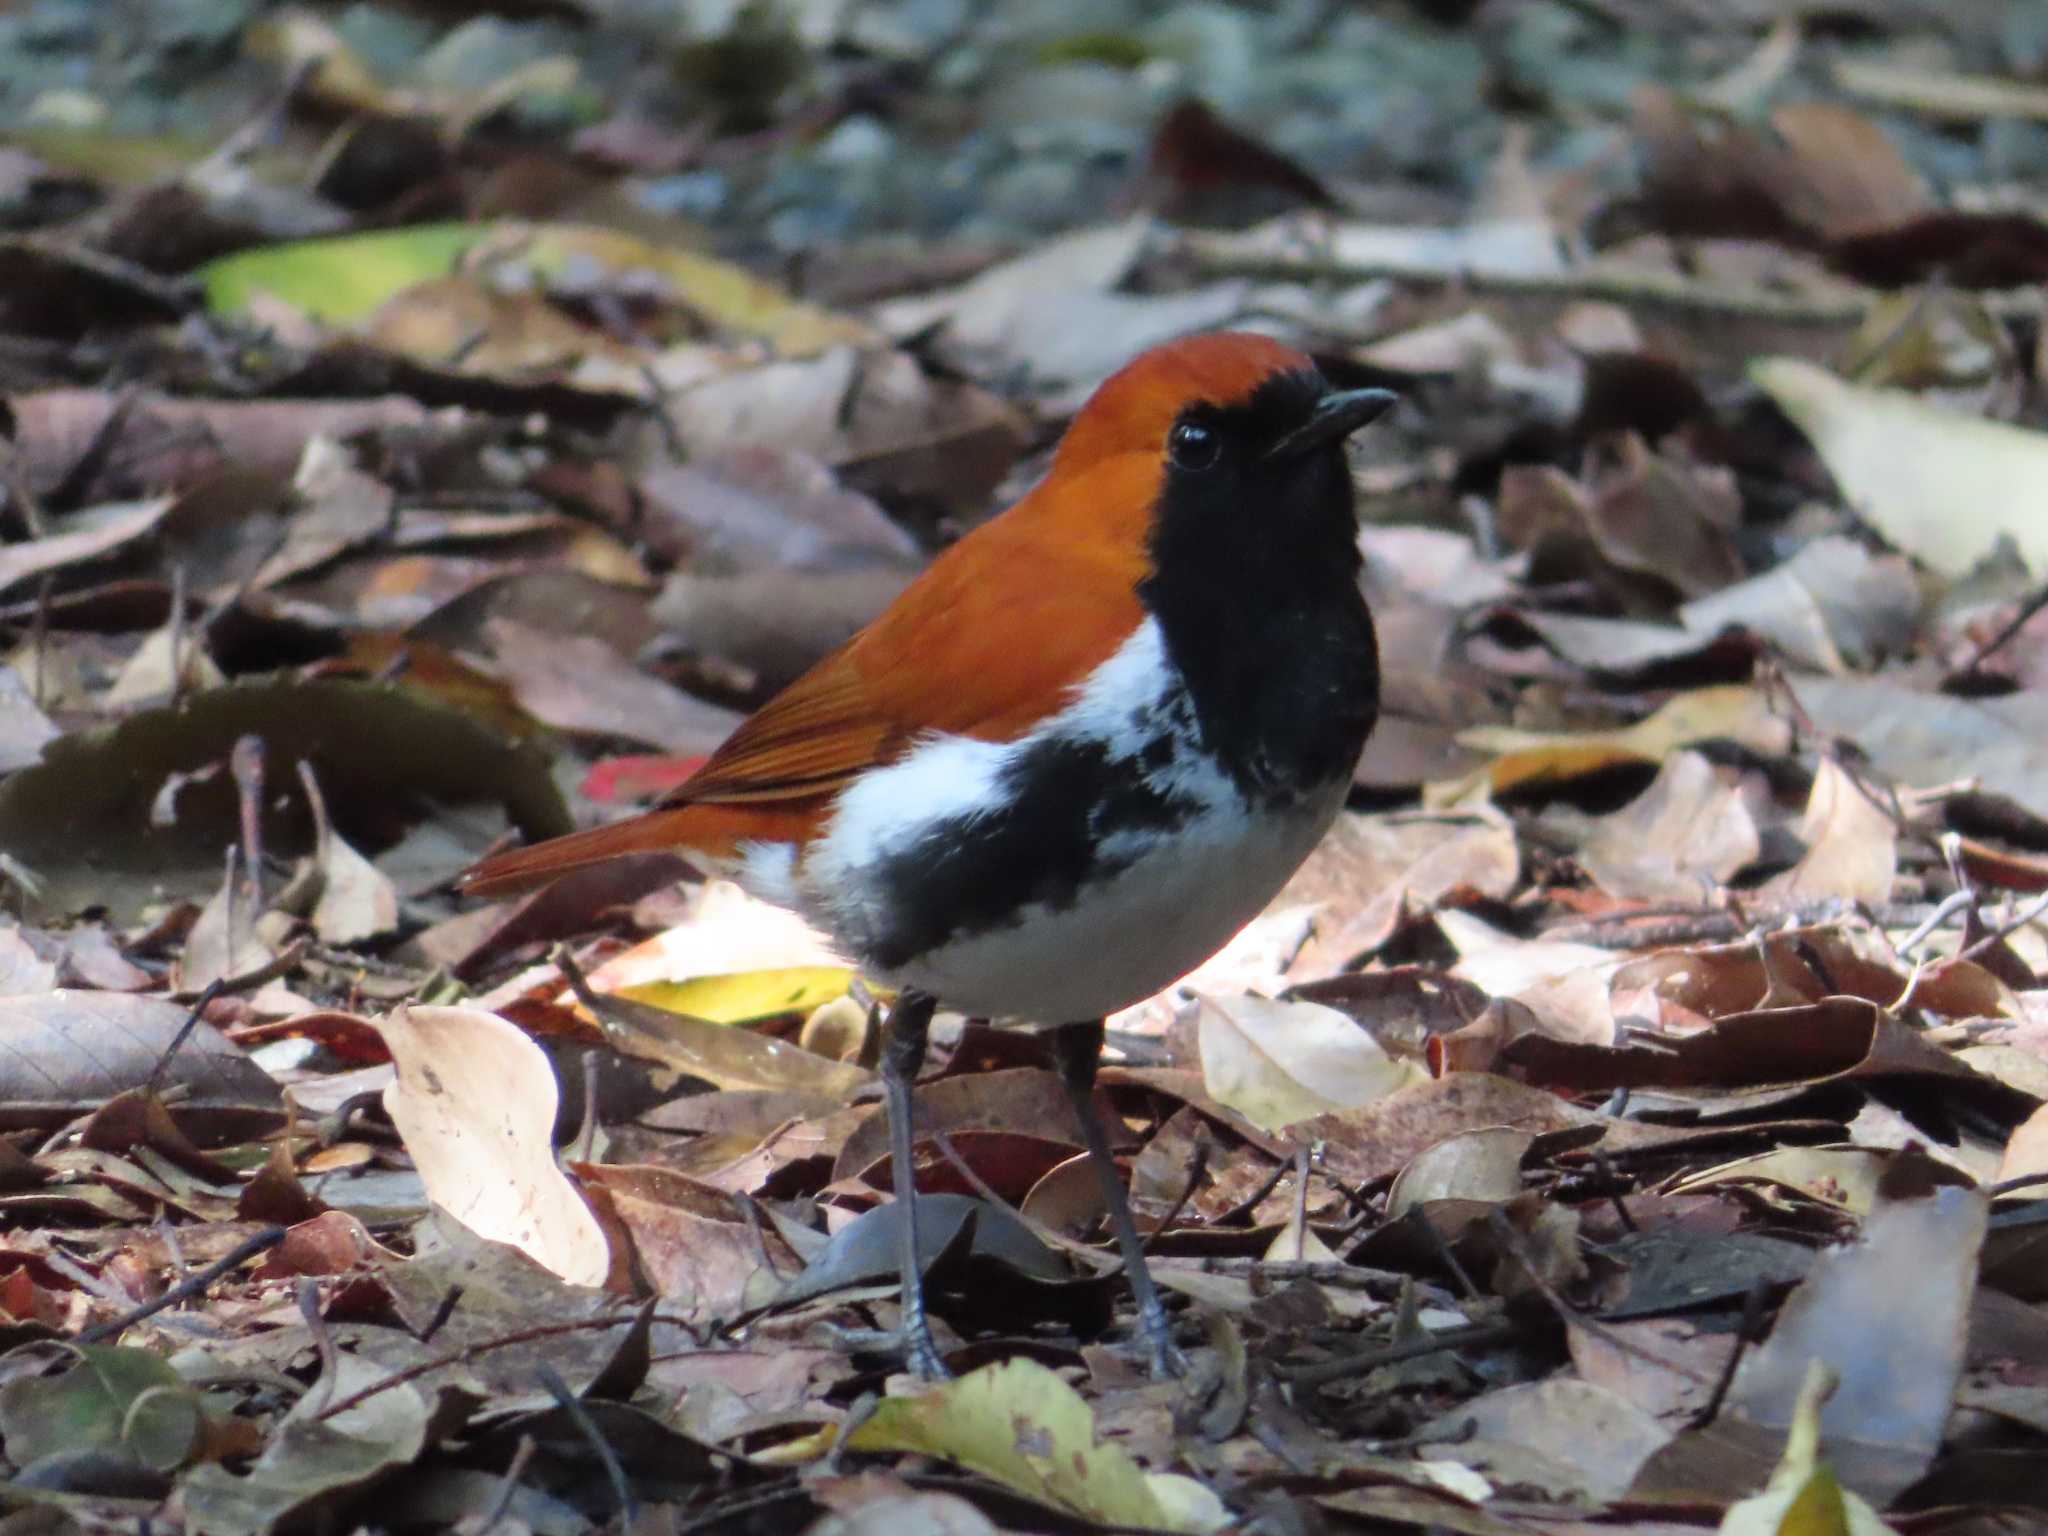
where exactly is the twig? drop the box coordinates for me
[1962,580,2048,674]
[166,563,188,709]
[1689,1278,1774,1430]
[311,1313,705,1422]
[1214,1151,1298,1226]
[478,1434,537,1536]
[231,734,266,913]
[415,1284,463,1345]
[538,1363,635,1525]
[145,979,226,1100]
[1417,1211,1483,1302]
[929,1130,1117,1271]
[1279,1321,1524,1388]
[1172,227,2046,327]
[75,1226,288,1344]
[175,936,312,1001]
[299,1276,340,1417]
[1592,1150,1637,1235]
[1281,1145,1313,1262]
[1149,1256,1403,1289]
[1141,1134,1210,1255]
[1957,887,2048,965]
[1542,900,1947,949]
[733,1194,783,1283]
[576,1048,600,1166]
[44,385,144,510]
[1895,889,1975,958]
[29,574,51,708]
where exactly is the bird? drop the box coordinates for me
[462,332,1393,1379]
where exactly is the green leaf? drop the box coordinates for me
[198,225,484,323]
[847,1358,1226,1533]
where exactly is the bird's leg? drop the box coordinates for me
[879,988,947,1380]
[1049,1020,1183,1379]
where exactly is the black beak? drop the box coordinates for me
[1266,387,1399,461]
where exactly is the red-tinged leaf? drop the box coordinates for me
[582,753,709,803]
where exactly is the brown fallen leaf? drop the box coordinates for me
[1415,1379,1671,1504]
[484,616,743,755]
[661,345,1031,517]
[0,497,173,600]
[1578,750,1761,903]
[1280,809,1520,971]
[6,391,427,506]
[574,1162,799,1319]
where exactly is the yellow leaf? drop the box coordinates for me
[848,1360,1226,1534]
[492,224,872,356]
[1717,1362,1899,1536]
[616,966,857,1025]
[1445,685,1789,798]
[199,221,871,358]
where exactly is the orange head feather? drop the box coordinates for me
[1051,332,1315,478]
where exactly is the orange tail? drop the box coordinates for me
[458,808,708,897]
[459,801,827,897]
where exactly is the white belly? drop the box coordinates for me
[878,782,1343,1022]
[726,619,1352,1025]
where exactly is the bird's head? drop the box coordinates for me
[1050,331,1397,581]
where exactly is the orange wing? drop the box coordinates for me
[461,451,1158,895]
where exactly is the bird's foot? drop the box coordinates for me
[1137,1293,1186,1381]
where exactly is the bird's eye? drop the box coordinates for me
[1169,421,1220,471]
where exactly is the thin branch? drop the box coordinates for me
[75,1226,288,1344]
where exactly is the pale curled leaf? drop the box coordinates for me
[375,1004,610,1287]
[1762,757,1898,907]
[1196,993,1424,1133]
[1753,357,2048,575]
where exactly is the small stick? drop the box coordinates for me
[145,978,226,1100]
[167,563,188,708]
[1690,1277,1774,1429]
[416,1284,463,1345]
[538,1363,635,1525]
[1962,581,2048,674]
[477,1434,537,1536]
[1279,1321,1523,1388]
[230,734,266,912]
[1958,888,2048,965]
[75,1225,287,1344]
[312,1313,708,1422]
[1141,1134,1211,1255]
[300,1277,340,1417]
